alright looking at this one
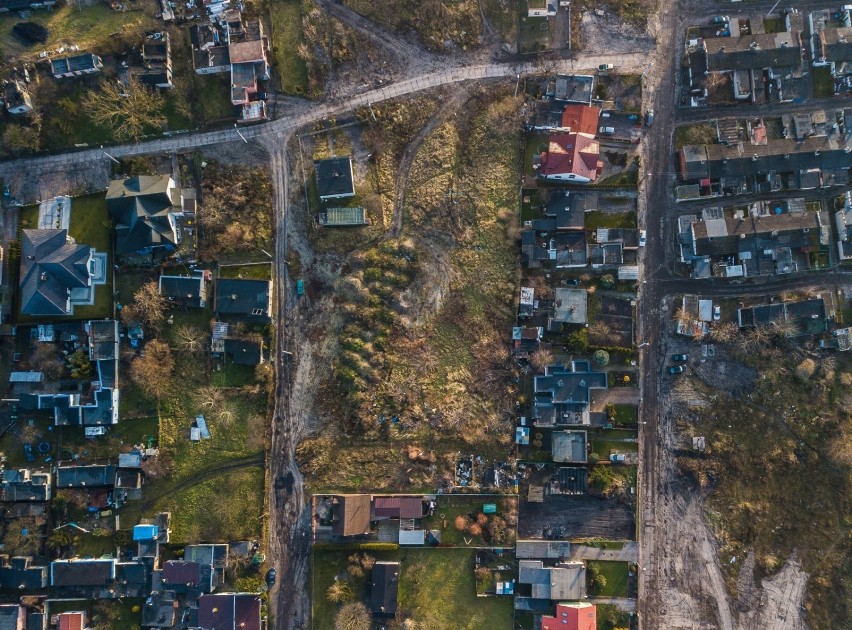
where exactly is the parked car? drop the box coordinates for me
[639,230,647,247]
[671,354,689,362]
[711,15,728,24]
[599,126,615,135]
[645,109,654,126]
[713,304,721,321]
[598,63,614,71]
[266,568,276,586]
[23,444,34,462]
[668,365,685,375]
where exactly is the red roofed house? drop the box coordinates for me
[57,612,86,630]
[541,602,597,630]
[372,496,425,519]
[561,105,601,136]
[539,133,603,184]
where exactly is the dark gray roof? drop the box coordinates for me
[0,604,22,630]
[159,274,206,308]
[314,157,355,200]
[223,338,262,365]
[50,53,101,74]
[50,559,115,586]
[704,32,802,71]
[544,189,587,230]
[56,465,116,488]
[370,562,400,617]
[20,229,91,316]
[214,279,271,322]
[0,557,47,589]
[106,176,177,255]
[88,320,118,360]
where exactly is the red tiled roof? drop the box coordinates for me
[373,496,424,518]
[561,104,601,135]
[58,612,85,630]
[541,603,597,630]
[540,133,602,181]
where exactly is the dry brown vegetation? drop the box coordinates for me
[297,85,523,492]
[199,163,272,261]
[676,340,851,627]
[342,0,483,51]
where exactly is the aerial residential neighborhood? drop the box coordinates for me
[0,1,850,629]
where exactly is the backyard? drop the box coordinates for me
[267,0,309,94]
[587,559,630,597]
[812,66,835,98]
[313,547,513,629]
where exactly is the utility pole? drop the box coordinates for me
[234,124,248,143]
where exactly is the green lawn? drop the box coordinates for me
[15,194,113,322]
[591,439,638,459]
[518,14,552,54]
[211,361,257,387]
[268,0,309,94]
[523,132,549,176]
[313,548,513,630]
[219,263,273,280]
[420,495,517,547]
[763,16,785,34]
[584,211,637,229]
[597,603,633,630]
[813,66,835,98]
[588,560,629,597]
[608,404,638,426]
[595,167,639,188]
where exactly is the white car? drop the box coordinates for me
[639,230,647,247]
[713,304,721,321]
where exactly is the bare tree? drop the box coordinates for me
[174,324,208,353]
[83,77,166,142]
[708,322,739,344]
[587,320,612,344]
[130,340,174,399]
[529,348,554,372]
[28,343,64,380]
[334,602,371,630]
[326,580,353,604]
[132,281,169,332]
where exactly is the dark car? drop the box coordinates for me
[668,365,685,375]
[23,444,34,462]
[266,568,276,586]
[671,354,689,362]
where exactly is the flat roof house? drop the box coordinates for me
[551,287,588,325]
[135,32,173,89]
[551,430,588,463]
[55,465,116,488]
[0,469,51,502]
[223,337,263,366]
[19,229,95,317]
[0,604,24,630]
[214,279,272,324]
[370,561,400,618]
[196,593,261,630]
[315,156,355,201]
[50,559,115,587]
[49,53,103,79]
[106,175,182,256]
[517,560,586,602]
[0,556,48,589]
[0,0,57,11]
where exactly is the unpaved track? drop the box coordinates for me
[388,87,472,238]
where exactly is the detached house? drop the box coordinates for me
[214,279,272,324]
[2,80,33,115]
[532,361,607,427]
[315,156,355,201]
[538,133,603,183]
[542,603,597,630]
[128,32,173,89]
[107,175,183,256]
[19,229,100,317]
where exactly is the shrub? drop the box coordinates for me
[593,349,610,367]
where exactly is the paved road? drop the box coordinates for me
[0,55,649,199]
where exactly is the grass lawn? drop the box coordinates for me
[588,560,629,597]
[813,66,835,98]
[157,467,265,543]
[15,194,113,322]
[72,532,116,558]
[523,132,549,176]
[597,603,633,630]
[520,188,543,223]
[219,263,273,280]
[609,404,638,426]
[313,548,513,630]
[211,361,257,387]
[591,439,638,459]
[268,0,309,94]
[763,16,786,34]
[421,495,517,547]
[595,167,639,188]
[47,598,144,630]
[675,123,717,150]
[0,2,159,59]
[518,14,552,54]
[584,210,637,229]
